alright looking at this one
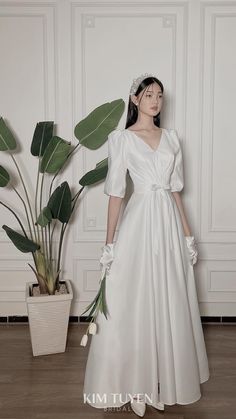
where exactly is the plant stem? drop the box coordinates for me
[40,226,46,261]
[39,173,47,258]
[71,186,85,213]
[49,221,57,260]
[48,223,51,261]
[34,163,41,243]
[56,222,67,288]
[10,154,37,242]
[11,184,34,241]
[0,201,28,237]
[45,224,50,268]
[39,173,45,213]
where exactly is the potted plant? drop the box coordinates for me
[0,99,125,356]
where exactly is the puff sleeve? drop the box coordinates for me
[169,129,184,192]
[104,129,128,198]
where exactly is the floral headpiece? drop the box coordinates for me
[129,72,155,95]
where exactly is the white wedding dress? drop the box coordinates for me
[83,127,210,409]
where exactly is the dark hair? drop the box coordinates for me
[125,76,164,129]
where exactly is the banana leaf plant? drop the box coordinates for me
[0,99,125,295]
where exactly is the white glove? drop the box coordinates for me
[99,243,114,275]
[185,236,198,265]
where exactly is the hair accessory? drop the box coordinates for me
[129,72,155,95]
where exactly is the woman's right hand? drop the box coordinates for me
[99,243,115,274]
[185,236,198,265]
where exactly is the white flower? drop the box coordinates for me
[89,322,97,335]
[80,334,88,346]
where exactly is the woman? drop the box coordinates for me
[82,73,210,417]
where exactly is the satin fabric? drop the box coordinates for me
[83,128,210,409]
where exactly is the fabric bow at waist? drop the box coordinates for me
[133,183,171,193]
[133,183,174,255]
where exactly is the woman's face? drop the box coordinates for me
[132,82,163,117]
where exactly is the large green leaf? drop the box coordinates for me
[40,136,72,173]
[95,157,108,170]
[31,121,54,157]
[74,99,125,150]
[0,117,17,151]
[2,225,40,253]
[79,158,108,186]
[36,206,52,227]
[0,165,10,187]
[47,181,71,223]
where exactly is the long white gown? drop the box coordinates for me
[83,127,210,409]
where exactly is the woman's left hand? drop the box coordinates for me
[185,236,198,265]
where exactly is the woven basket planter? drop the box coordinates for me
[25,280,73,356]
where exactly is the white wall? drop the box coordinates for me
[0,0,235,316]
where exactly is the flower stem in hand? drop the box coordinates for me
[80,269,109,346]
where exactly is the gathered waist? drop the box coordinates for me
[131,183,174,254]
[133,183,171,194]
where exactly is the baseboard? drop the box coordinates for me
[0,316,79,323]
[0,315,236,324]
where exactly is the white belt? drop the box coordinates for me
[133,183,174,254]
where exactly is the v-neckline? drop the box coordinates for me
[126,128,164,152]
